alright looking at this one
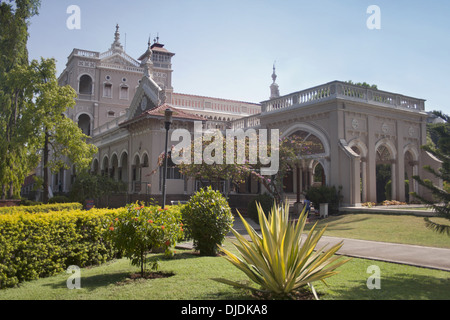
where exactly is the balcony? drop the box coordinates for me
[261,81,426,114]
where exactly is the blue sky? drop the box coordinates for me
[27,0,450,114]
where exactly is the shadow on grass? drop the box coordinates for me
[304,215,371,233]
[328,272,450,300]
[45,251,207,292]
[44,271,132,292]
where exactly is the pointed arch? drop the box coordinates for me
[281,123,331,157]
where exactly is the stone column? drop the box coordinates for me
[361,157,367,203]
[396,121,405,202]
[391,160,397,200]
[366,115,377,202]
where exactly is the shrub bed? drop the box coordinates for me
[0,208,118,289]
[107,203,185,276]
[181,187,234,256]
[0,202,83,215]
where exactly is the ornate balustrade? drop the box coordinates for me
[231,114,261,130]
[261,81,425,114]
[74,49,100,58]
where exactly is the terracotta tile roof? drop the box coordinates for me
[120,104,205,127]
[150,43,175,55]
[145,104,205,121]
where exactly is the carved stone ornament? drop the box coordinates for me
[352,119,359,130]
[382,123,389,133]
[140,96,148,111]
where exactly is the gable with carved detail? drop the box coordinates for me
[100,53,140,68]
[127,76,163,120]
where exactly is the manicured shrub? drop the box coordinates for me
[106,203,184,276]
[19,199,43,206]
[0,208,118,289]
[48,195,71,204]
[0,202,83,215]
[181,187,234,256]
[305,185,342,214]
[247,193,275,221]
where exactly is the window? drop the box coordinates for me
[79,75,93,95]
[77,114,91,136]
[160,166,184,180]
[107,111,116,117]
[104,83,112,98]
[120,86,129,100]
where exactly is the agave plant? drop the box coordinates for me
[214,202,350,299]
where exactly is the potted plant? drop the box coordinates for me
[305,185,342,218]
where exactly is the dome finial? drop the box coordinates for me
[270,61,280,99]
[272,61,277,83]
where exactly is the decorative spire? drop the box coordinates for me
[272,62,277,84]
[142,36,153,77]
[111,24,123,51]
[270,62,280,99]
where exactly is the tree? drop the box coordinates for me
[31,58,97,203]
[172,131,252,195]
[411,111,450,235]
[0,0,41,199]
[250,134,323,204]
[345,80,378,90]
[0,2,96,202]
[171,129,322,204]
[69,172,126,204]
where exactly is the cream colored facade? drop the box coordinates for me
[50,26,260,202]
[41,25,440,207]
[252,81,440,206]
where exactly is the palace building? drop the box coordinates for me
[27,25,440,208]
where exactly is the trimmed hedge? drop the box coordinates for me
[0,202,83,215]
[0,208,119,289]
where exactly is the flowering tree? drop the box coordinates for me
[150,130,322,203]
[107,203,184,277]
[249,134,324,204]
[173,134,251,195]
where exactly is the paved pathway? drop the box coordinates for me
[226,217,450,272]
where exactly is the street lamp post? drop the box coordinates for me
[162,108,173,209]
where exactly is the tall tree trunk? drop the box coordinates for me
[8,181,13,199]
[43,130,49,204]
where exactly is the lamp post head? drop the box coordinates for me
[165,108,173,125]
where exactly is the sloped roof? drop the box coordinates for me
[151,42,175,55]
[145,104,205,120]
[120,104,205,128]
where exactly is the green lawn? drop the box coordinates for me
[1,212,449,301]
[0,238,449,301]
[304,213,450,248]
